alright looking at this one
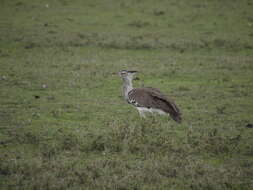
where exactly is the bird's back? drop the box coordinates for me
[128,87,182,123]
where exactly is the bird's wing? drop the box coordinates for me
[128,88,155,108]
[128,88,182,123]
[146,88,181,114]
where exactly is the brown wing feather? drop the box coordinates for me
[128,88,182,123]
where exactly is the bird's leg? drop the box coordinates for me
[139,110,146,118]
[137,108,146,118]
[150,114,157,123]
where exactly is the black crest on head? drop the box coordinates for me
[120,70,138,74]
[128,70,138,73]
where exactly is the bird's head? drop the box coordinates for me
[118,70,138,81]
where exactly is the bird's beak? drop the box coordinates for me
[111,72,118,76]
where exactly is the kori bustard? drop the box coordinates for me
[119,70,182,123]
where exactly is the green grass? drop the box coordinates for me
[0,0,253,189]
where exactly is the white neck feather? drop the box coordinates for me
[122,78,133,101]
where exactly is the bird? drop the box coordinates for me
[118,70,182,123]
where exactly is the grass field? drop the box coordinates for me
[0,0,253,189]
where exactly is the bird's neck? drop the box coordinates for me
[122,78,133,101]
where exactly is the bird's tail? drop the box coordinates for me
[170,113,182,123]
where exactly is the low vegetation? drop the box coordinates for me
[0,0,253,189]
